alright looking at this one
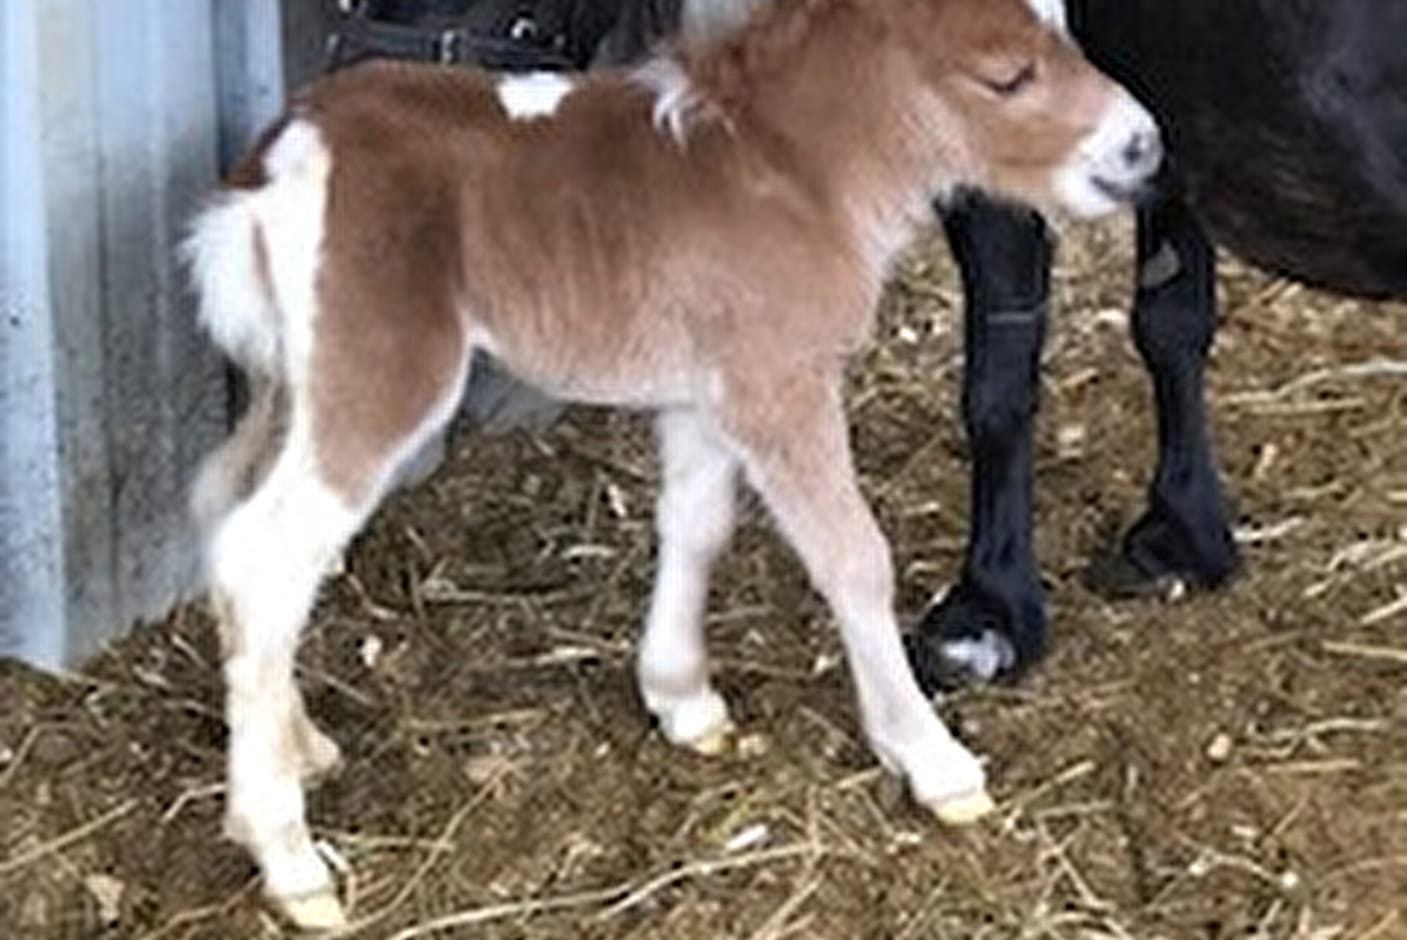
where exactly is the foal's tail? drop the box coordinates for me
[184,194,281,375]
[183,120,331,379]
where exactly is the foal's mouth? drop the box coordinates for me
[1091,174,1157,206]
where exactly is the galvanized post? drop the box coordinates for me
[0,0,285,668]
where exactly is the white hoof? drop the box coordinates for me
[925,789,996,826]
[278,888,347,932]
[682,717,737,756]
[868,719,990,825]
[295,723,343,783]
[645,686,735,756]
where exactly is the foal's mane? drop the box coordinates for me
[677,0,901,114]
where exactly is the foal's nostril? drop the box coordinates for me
[1123,129,1163,173]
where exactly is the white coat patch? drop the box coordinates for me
[1024,0,1068,32]
[497,72,575,120]
[183,119,331,377]
[633,58,702,145]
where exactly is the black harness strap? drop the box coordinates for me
[326,0,578,72]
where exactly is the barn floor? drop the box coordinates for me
[3,218,1406,940]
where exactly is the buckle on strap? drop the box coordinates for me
[437,28,464,64]
[325,7,577,72]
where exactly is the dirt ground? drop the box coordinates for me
[3,218,1405,940]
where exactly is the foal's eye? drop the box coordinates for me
[982,63,1038,97]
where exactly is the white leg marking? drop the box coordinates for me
[639,409,740,754]
[730,386,991,821]
[213,424,361,922]
[196,119,356,927]
[820,529,990,818]
[190,378,283,541]
[497,72,575,121]
[940,631,1016,683]
[194,115,481,928]
[214,345,468,928]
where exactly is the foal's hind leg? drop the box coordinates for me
[195,374,344,785]
[212,346,469,928]
[713,370,991,823]
[195,381,338,782]
[209,421,368,929]
[190,374,285,540]
[638,409,740,754]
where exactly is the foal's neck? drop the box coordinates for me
[682,0,946,273]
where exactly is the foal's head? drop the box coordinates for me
[896,0,1162,216]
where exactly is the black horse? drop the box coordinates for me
[907,0,1407,689]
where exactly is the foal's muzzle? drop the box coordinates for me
[1056,89,1164,217]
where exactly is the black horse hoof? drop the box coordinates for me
[1083,543,1238,602]
[905,585,1038,695]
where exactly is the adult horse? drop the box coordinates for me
[907,0,1407,688]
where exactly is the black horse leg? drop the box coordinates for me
[905,193,1053,693]
[1087,184,1240,597]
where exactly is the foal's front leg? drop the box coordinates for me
[638,409,740,754]
[719,372,991,823]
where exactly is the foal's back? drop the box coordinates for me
[289,58,867,408]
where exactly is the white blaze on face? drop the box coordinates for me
[497,72,575,120]
[1055,88,1163,218]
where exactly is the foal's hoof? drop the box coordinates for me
[681,718,737,757]
[278,888,347,932]
[646,687,735,756]
[295,726,344,785]
[924,789,996,826]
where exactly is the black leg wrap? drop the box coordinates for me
[1085,184,1239,599]
[906,192,1054,693]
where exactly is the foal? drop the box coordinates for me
[187,0,1160,926]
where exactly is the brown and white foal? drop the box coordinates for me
[186,0,1159,927]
